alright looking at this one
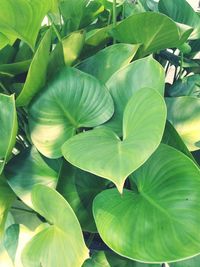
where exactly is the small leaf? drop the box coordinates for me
[22,185,89,267]
[62,30,85,66]
[5,146,61,208]
[0,94,18,174]
[93,144,200,263]
[29,67,114,158]
[0,177,15,238]
[16,29,52,106]
[166,96,200,151]
[62,88,166,193]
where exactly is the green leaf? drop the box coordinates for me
[93,144,200,263]
[0,0,51,49]
[112,12,192,57]
[83,251,160,267]
[167,74,200,97]
[105,56,165,134]
[60,0,89,32]
[158,0,200,40]
[166,96,200,151]
[162,121,196,163]
[62,30,85,66]
[5,146,61,208]
[78,43,139,83]
[62,88,166,193]
[4,224,37,267]
[29,67,114,158]
[22,185,89,267]
[0,60,31,76]
[57,161,108,232]
[0,94,18,174]
[0,177,15,238]
[16,29,52,107]
[170,255,200,267]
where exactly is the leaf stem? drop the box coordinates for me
[11,206,36,214]
[113,0,117,44]
[47,14,62,42]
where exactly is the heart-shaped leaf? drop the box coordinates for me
[93,144,200,263]
[62,88,166,193]
[0,94,18,174]
[16,29,52,107]
[105,56,165,134]
[159,0,200,40]
[29,67,114,158]
[166,96,200,151]
[5,146,61,208]
[112,12,192,57]
[78,43,139,83]
[0,0,51,49]
[22,185,89,267]
[57,161,108,232]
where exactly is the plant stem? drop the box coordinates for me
[178,52,184,79]
[113,0,117,44]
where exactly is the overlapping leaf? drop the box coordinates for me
[93,144,200,263]
[29,67,114,158]
[62,88,166,193]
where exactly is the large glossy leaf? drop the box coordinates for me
[166,96,200,151]
[29,67,114,158]
[0,0,51,49]
[112,12,192,57]
[78,44,139,83]
[105,56,165,134]
[0,94,18,174]
[5,146,61,208]
[16,29,52,106]
[57,161,108,232]
[62,88,166,193]
[0,177,15,237]
[158,0,200,40]
[22,185,89,267]
[93,144,200,263]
